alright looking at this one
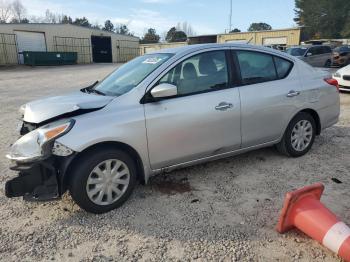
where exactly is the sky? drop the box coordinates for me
[22,0,297,38]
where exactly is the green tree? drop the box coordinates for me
[61,15,73,24]
[230,28,241,33]
[10,17,29,23]
[140,28,160,44]
[341,16,350,38]
[166,27,187,42]
[294,0,350,39]
[103,20,114,32]
[248,22,272,31]
[116,24,130,35]
[73,17,91,27]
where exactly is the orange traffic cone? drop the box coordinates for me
[276,183,350,261]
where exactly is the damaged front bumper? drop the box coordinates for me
[5,155,75,201]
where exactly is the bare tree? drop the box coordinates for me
[176,22,196,37]
[11,0,26,21]
[0,0,12,23]
[31,9,65,23]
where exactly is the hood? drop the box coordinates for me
[336,64,350,75]
[22,91,114,124]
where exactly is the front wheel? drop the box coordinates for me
[69,148,137,214]
[276,112,316,157]
[324,59,332,68]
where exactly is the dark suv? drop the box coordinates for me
[332,45,350,67]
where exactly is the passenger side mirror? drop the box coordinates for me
[151,83,178,99]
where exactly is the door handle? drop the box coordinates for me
[215,102,233,111]
[287,90,300,97]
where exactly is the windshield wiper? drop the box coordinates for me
[89,88,106,96]
[81,81,106,96]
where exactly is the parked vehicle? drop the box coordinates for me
[286,45,333,67]
[333,64,350,92]
[332,45,350,67]
[6,44,340,213]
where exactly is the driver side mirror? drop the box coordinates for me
[151,83,178,99]
[306,52,313,57]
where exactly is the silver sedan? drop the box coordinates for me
[6,43,340,213]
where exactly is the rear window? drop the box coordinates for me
[274,57,293,79]
[286,47,307,56]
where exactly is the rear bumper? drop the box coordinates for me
[339,86,350,92]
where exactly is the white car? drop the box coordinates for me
[333,64,350,92]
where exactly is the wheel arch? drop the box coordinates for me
[60,141,146,193]
[286,108,322,135]
[299,108,321,135]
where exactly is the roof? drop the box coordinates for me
[153,43,293,60]
[0,23,140,40]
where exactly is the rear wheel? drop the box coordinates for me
[69,148,137,214]
[276,112,316,157]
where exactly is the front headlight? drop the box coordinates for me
[6,119,75,163]
[19,104,26,117]
[333,72,341,78]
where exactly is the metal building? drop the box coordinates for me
[216,28,301,49]
[139,41,187,55]
[0,23,140,65]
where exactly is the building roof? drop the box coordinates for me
[0,23,140,40]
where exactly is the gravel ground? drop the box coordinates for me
[0,64,349,262]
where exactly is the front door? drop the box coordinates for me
[144,50,241,170]
[91,36,112,63]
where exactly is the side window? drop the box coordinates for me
[323,46,332,54]
[236,51,277,85]
[313,47,322,55]
[274,57,293,79]
[159,51,229,96]
[307,47,315,56]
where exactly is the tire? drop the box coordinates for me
[69,148,137,214]
[324,59,332,68]
[276,112,316,157]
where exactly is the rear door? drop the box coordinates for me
[234,50,300,147]
[144,50,241,170]
[321,46,332,66]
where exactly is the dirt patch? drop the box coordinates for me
[152,176,193,195]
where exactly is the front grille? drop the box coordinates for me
[343,75,350,81]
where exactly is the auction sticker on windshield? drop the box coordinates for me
[142,57,164,64]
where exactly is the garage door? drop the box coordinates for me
[15,31,46,63]
[263,37,287,45]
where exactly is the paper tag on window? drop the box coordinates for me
[142,57,162,64]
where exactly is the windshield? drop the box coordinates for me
[286,47,308,57]
[95,53,173,96]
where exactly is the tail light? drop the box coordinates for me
[324,78,339,92]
